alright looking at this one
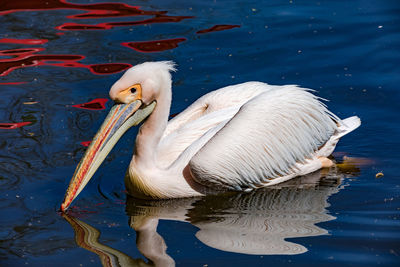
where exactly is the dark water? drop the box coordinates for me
[1,0,399,266]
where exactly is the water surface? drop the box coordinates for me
[1,0,399,266]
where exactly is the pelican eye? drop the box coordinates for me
[130,88,137,94]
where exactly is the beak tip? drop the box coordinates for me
[60,100,148,211]
[60,202,68,212]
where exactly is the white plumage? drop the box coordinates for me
[188,84,337,189]
[124,61,360,198]
[61,61,361,209]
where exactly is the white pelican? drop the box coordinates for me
[60,61,360,211]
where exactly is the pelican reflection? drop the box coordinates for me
[64,163,360,266]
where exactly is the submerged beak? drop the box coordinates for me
[60,100,156,211]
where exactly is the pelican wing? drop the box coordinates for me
[189,84,339,191]
[157,106,239,168]
[163,82,270,137]
[157,82,269,167]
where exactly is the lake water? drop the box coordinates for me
[1,0,399,266]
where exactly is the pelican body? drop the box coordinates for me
[60,61,360,211]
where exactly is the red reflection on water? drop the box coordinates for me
[196,24,240,34]
[0,47,83,76]
[72,98,108,110]
[80,141,91,147]
[122,38,186,53]
[56,23,111,31]
[0,38,48,45]
[0,48,130,76]
[107,14,194,27]
[0,121,31,129]
[114,199,125,205]
[0,82,28,85]
[0,0,161,18]
[169,112,180,119]
[89,64,130,75]
[0,47,43,56]
[56,14,194,31]
[48,61,131,75]
[66,205,98,216]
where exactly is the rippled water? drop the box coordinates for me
[1,0,399,266]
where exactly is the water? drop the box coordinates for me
[1,0,399,266]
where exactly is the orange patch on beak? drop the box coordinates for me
[114,84,142,103]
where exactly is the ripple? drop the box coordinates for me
[0,156,30,190]
[56,15,194,31]
[0,0,161,18]
[122,38,187,53]
[71,98,108,111]
[0,46,130,76]
[0,121,31,129]
[0,38,48,45]
[197,24,241,34]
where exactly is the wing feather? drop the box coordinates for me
[163,82,270,137]
[157,107,238,168]
[189,85,339,190]
[157,82,269,167]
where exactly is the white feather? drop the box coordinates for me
[107,61,361,198]
[189,85,339,190]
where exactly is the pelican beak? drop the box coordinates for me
[60,100,156,211]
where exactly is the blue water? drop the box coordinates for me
[1,0,399,266]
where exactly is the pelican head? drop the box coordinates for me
[60,61,176,211]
